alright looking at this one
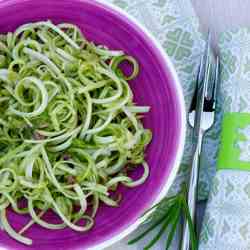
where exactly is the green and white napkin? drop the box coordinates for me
[199,28,250,250]
[102,0,221,202]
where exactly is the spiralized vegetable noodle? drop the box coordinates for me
[0,21,152,245]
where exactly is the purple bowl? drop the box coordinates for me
[0,0,185,249]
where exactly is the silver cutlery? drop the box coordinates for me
[180,33,220,250]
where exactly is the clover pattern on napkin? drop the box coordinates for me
[200,28,250,250]
[219,28,250,114]
[199,171,250,250]
[102,0,222,200]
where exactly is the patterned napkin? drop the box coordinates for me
[199,28,250,250]
[101,0,221,202]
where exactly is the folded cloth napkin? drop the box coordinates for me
[199,28,250,250]
[101,0,221,203]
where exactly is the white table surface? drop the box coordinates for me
[107,1,250,249]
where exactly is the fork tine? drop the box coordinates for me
[206,55,219,101]
[189,58,202,112]
[189,32,211,112]
[203,56,220,111]
[199,31,211,85]
[212,57,220,108]
[206,65,215,100]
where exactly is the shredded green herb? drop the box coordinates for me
[128,185,198,250]
[0,21,152,245]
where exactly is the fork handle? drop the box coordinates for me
[180,132,203,250]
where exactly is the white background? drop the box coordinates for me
[192,0,249,52]
[107,0,249,249]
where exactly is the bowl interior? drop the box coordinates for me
[0,0,183,249]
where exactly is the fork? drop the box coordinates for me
[180,33,220,250]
